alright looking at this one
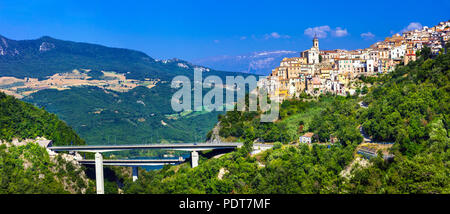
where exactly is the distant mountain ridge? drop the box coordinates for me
[0,35,231,80]
[193,50,299,75]
[0,34,250,145]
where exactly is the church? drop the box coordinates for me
[301,35,320,64]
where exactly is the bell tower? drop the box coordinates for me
[313,34,319,50]
[306,34,320,64]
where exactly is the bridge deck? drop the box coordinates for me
[49,143,243,152]
[78,159,184,166]
[48,143,272,153]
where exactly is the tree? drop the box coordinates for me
[361,85,369,94]
[418,45,432,60]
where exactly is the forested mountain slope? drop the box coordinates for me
[0,92,84,146]
[24,84,223,144]
[0,93,93,193]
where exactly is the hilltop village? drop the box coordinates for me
[264,21,450,100]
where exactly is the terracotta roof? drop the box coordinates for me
[303,132,314,138]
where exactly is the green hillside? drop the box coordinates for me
[0,92,85,146]
[361,47,450,157]
[0,142,94,194]
[0,93,94,194]
[23,84,223,144]
[123,50,449,194]
[215,96,337,143]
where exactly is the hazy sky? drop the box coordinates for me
[0,0,449,61]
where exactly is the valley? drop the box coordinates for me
[23,84,223,145]
[0,35,247,146]
[0,69,158,98]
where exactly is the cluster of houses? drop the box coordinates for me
[262,21,450,101]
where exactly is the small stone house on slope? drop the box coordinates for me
[299,132,314,144]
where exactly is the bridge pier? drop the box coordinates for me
[191,151,199,168]
[132,166,139,182]
[95,152,104,194]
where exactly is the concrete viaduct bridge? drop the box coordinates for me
[48,142,272,194]
[78,158,185,183]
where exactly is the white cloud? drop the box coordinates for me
[249,58,276,69]
[304,26,331,38]
[270,32,281,39]
[333,27,348,37]
[256,50,297,56]
[401,22,423,32]
[361,32,375,40]
[240,36,247,40]
[304,26,349,38]
[264,32,290,40]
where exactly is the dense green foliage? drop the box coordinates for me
[346,142,449,193]
[0,93,95,193]
[217,96,334,143]
[0,92,85,146]
[345,52,450,193]
[123,144,355,194]
[219,98,328,143]
[309,97,363,146]
[361,51,449,157]
[0,142,93,194]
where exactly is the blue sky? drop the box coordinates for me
[0,0,449,61]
